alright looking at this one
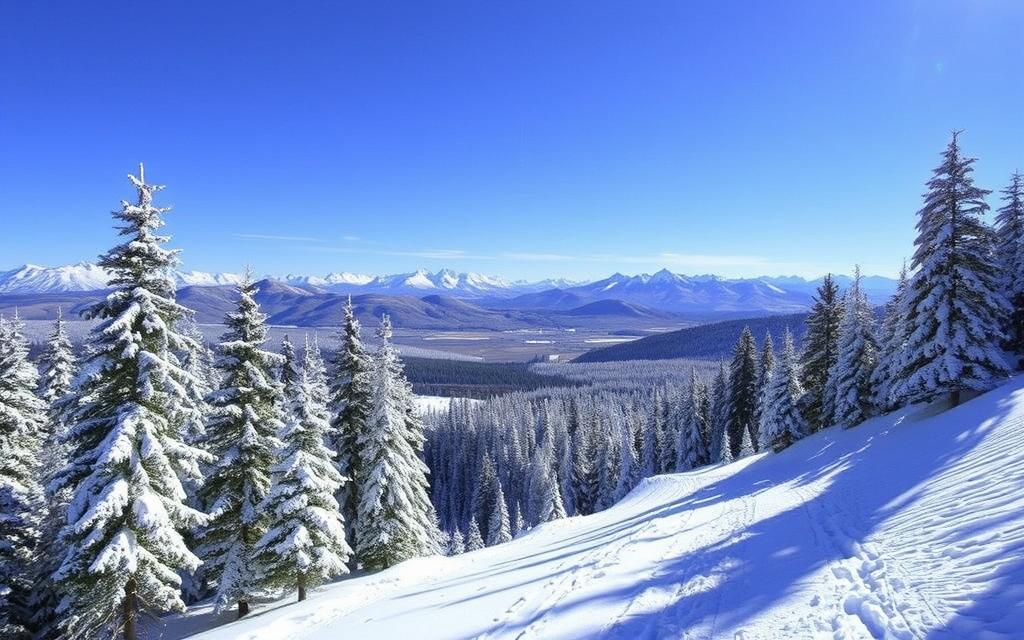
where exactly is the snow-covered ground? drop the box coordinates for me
[412,395,480,414]
[177,377,1024,640]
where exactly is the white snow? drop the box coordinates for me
[179,376,1024,640]
[412,395,480,414]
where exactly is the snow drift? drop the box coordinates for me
[176,376,1024,639]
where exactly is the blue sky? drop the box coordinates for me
[2,1,1022,281]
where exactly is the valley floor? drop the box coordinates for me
[175,377,1024,640]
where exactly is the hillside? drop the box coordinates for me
[174,377,1024,640]
[574,312,809,362]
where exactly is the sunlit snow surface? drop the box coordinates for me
[174,377,1024,640]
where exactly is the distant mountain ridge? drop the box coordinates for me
[0,263,897,317]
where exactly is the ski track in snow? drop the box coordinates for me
[185,378,1024,640]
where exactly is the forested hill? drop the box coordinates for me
[574,312,810,363]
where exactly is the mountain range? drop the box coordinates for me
[0,263,898,320]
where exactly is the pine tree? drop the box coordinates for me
[800,274,843,430]
[328,297,372,550]
[447,529,465,555]
[530,436,566,524]
[486,481,512,546]
[279,335,300,404]
[871,264,909,412]
[676,369,709,471]
[0,315,46,638]
[253,344,351,602]
[727,327,760,456]
[53,166,209,640]
[465,518,485,552]
[38,308,76,405]
[613,420,639,501]
[759,328,806,451]
[755,331,775,427]
[708,363,729,463]
[995,171,1024,364]
[737,424,755,458]
[827,267,879,428]
[718,425,733,464]
[31,311,79,638]
[197,275,285,618]
[356,315,436,570]
[899,132,1009,407]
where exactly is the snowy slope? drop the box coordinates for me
[180,377,1024,640]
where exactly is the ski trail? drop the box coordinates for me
[596,474,758,640]
[795,484,925,640]
[479,479,689,640]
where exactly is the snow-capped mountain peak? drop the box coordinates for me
[0,262,112,293]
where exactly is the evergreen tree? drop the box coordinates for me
[0,316,46,638]
[898,132,1009,407]
[38,308,76,405]
[727,327,760,456]
[995,171,1024,364]
[718,424,733,464]
[486,481,512,546]
[676,369,709,471]
[53,167,209,640]
[465,518,485,552]
[871,264,910,412]
[328,297,372,549]
[759,328,806,451]
[827,267,879,428]
[356,316,436,570]
[447,529,465,555]
[197,275,285,618]
[708,363,729,463]
[755,331,775,426]
[530,436,566,524]
[31,311,79,639]
[613,420,639,501]
[253,345,351,602]
[800,274,843,430]
[279,335,300,404]
[737,424,755,458]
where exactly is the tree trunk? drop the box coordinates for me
[238,600,250,619]
[122,578,138,640]
[298,573,307,602]
[950,389,961,408]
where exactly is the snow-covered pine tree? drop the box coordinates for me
[676,369,709,471]
[718,424,733,464]
[899,133,1009,407]
[486,481,512,546]
[708,362,729,463]
[737,423,755,458]
[471,454,498,539]
[871,264,909,412]
[279,335,300,404]
[38,308,76,405]
[652,389,673,474]
[727,327,760,456]
[449,528,466,555]
[53,166,209,640]
[31,310,80,638]
[328,297,373,549]
[356,315,436,570]
[800,274,843,431]
[613,419,639,501]
[466,518,485,552]
[0,315,46,639]
[759,328,806,451]
[995,171,1024,364]
[253,342,351,602]
[755,331,775,427]
[827,267,879,428]
[197,275,285,618]
[530,435,566,524]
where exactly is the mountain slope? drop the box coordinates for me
[178,378,1024,640]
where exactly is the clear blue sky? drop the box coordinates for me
[2,2,1022,281]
